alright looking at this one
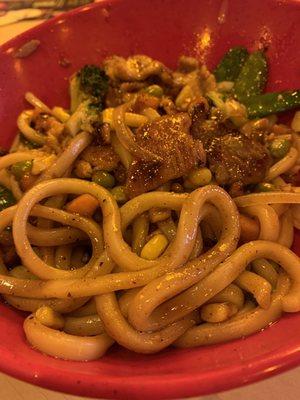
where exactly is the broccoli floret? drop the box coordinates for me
[79,65,109,100]
[70,64,109,113]
[68,65,109,135]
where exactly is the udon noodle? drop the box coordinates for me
[1,52,300,361]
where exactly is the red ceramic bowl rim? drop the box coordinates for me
[1,1,300,399]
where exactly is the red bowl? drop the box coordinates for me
[1,0,300,398]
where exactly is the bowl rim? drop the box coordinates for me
[1,1,300,399]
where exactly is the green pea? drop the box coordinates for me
[188,167,212,187]
[0,184,15,211]
[92,170,115,188]
[11,160,33,180]
[269,138,291,159]
[143,85,163,98]
[255,182,277,192]
[110,186,128,203]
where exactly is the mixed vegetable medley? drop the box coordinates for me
[0,46,300,220]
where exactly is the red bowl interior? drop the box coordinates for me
[1,0,300,399]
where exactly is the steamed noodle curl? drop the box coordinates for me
[0,175,300,359]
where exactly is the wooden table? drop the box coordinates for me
[1,17,300,400]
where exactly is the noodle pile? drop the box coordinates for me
[0,54,300,361]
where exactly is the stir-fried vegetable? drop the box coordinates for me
[110,186,128,203]
[92,170,115,189]
[187,167,212,187]
[244,90,300,118]
[143,85,164,98]
[269,138,291,159]
[234,51,267,100]
[66,194,99,217]
[11,160,33,180]
[0,184,15,211]
[213,46,249,82]
[70,64,109,112]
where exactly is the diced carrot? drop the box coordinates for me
[239,214,260,242]
[65,194,99,217]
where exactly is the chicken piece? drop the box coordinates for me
[104,55,172,84]
[80,145,120,171]
[175,66,217,111]
[126,113,205,197]
[190,104,271,186]
[160,96,177,115]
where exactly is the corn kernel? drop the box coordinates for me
[140,233,168,260]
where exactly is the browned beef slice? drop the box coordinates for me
[126,113,205,197]
[190,105,271,186]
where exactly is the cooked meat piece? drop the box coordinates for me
[190,105,271,186]
[103,55,172,84]
[126,113,205,197]
[208,133,271,186]
[80,145,119,171]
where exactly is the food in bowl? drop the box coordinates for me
[0,48,300,361]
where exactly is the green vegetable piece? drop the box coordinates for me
[269,138,291,159]
[92,170,115,189]
[11,160,32,180]
[0,184,15,211]
[213,46,249,82]
[79,65,109,99]
[143,85,163,98]
[188,167,212,187]
[110,186,128,203]
[78,65,109,110]
[234,51,267,99]
[255,182,277,192]
[243,90,300,119]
